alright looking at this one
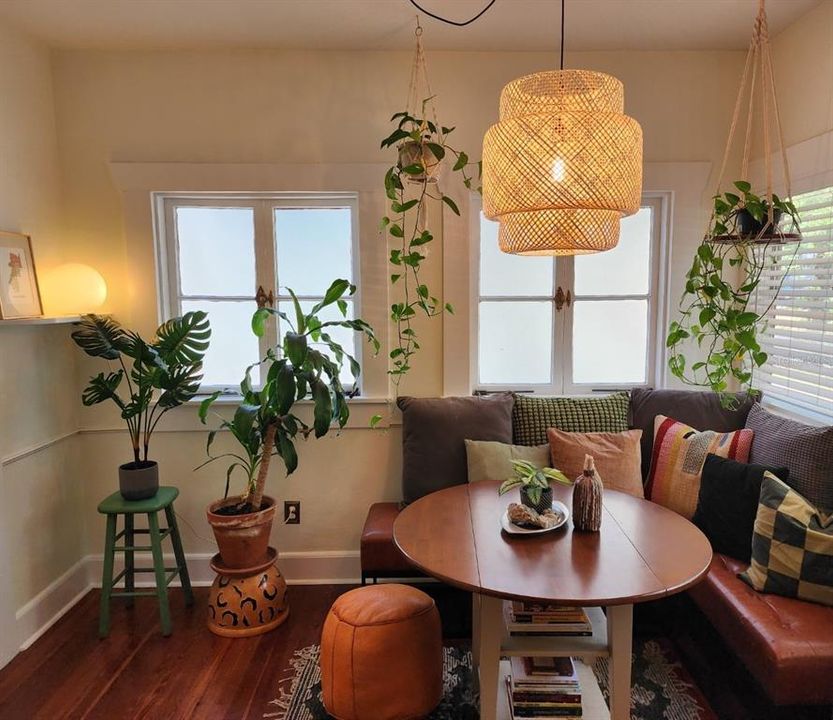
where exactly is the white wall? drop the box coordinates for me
[0,19,85,666]
[46,46,747,574]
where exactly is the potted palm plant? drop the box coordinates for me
[72,312,210,500]
[199,279,378,568]
[499,460,572,514]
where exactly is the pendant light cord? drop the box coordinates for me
[560,0,566,69]
[406,0,496,27]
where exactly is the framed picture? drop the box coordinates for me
[0,232,43,319]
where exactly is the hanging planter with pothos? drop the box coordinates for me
[380,22,481,388]
[666,0,801,406]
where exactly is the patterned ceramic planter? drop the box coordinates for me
[520,486,553,514]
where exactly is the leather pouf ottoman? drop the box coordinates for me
[320,584,442,720]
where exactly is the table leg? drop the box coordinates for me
[477,594,503,720]
[607,604,633,720]
[471,593,481,668]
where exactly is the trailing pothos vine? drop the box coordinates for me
[666,181,800,406]
[380,104,481,384]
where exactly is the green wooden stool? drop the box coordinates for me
[97,486,193,638]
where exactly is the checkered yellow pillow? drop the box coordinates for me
[741,473,833,607]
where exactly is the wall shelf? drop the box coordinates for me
[0,315,81,327]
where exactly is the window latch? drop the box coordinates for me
[255,285,274,309]
[555,287,572,311]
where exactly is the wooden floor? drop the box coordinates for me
[1,586,830,720]
[0,586,345,720]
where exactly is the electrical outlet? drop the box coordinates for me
[284,501,301,524]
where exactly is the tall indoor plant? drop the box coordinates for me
[199,279,378,568]
[72,312,210,499]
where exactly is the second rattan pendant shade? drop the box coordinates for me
[483,70,643,255]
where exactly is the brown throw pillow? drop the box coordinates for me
[397,394,515,504]
[547,428,644,498]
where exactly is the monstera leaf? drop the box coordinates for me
[157,364,204,409]
[71,315,128,360]
[155,311,210,365]
[81,371,125,407]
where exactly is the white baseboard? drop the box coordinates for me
[83,549,361,588]
[16,559,91,651]
[14,550,361,656]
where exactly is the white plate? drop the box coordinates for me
[500,500,570,535]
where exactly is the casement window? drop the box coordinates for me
[155,193,360,392]
[474,195,667,394]
[753,186,833,419]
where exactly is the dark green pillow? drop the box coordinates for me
[512,392,630,446]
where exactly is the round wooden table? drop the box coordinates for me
[394,480,712,720]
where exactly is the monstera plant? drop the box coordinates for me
[199,279,378,569]
[72,312,210,499]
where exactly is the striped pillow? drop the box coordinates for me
[512,392,630,446]
[646,415,753,519]
[741,473,833,607]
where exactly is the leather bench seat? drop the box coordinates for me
[360,502,419,582]
[689,552,833,706]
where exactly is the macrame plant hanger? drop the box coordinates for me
[710,0,800,244]
[403,18,442,183]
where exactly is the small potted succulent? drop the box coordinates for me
[499,460,572,514]
[199,279,378,569]
[72,312,210,500]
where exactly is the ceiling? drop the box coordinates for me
[0,0,823,52]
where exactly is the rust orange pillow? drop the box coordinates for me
[646,415,753,519]
[546,428,644,498]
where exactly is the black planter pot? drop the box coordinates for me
[119,460,159,501]
[735,208,782,238]
[520,486,553,514]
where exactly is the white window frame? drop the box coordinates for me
[752,184,833,422]
[471,193,670,395]
[153,191,362,394]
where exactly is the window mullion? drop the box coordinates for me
[255,199,278,356]
[554,255,573,394]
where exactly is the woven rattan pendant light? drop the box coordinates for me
[482,1,643,255]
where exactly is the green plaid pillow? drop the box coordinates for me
[741,473,833,607]
[512,392,630,446]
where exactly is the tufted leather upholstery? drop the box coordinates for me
[320,584,443,720]
[689,552,833,705]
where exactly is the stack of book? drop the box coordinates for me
[505,601,593,636]
[506,656,582,719]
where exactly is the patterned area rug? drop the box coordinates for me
[264,637,717,720]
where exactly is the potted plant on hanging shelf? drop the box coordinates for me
[380,100,482,386]
[199,279,378,569]
[72,312,210,500]
[666,180,801,406]
[498,460,572,514]
[709,181,799,242]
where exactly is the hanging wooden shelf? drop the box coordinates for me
[707,232,802,245]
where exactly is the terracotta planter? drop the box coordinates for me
[206,496,276,569]
[119,460,159,501]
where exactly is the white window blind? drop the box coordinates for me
[754,186,833,418]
